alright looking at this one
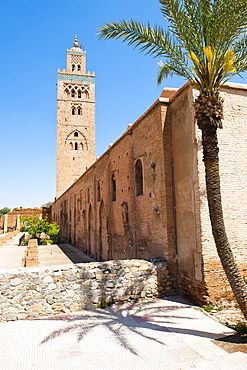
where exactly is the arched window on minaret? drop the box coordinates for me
[78,90,81,98]
[77,65,81,71]
[72,107,75,115]
[84,89,89,99]
[72,64,75,71]
[71,89,75,98]
[78,107,81,115]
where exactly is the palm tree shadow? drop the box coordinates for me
[39,305,165,355]
[39,299,228,356]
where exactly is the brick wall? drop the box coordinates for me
[195,83,247,302]
[52,94,177,283]
[52,82,247,304]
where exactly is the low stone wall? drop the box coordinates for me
[0,230,19,246]
[0,258,174,322]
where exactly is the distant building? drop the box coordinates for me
[0,208,43,233]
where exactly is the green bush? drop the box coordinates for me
[39,238,47,245]
[203,303,214,312]
[226,321,247,334]
[21,215,60,245]
[21,237,54,246]
[235,322,247,334]
[97,297,108,309]
[21,239,29,246]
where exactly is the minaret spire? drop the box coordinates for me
[74,35,79,48]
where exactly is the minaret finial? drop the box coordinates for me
[74,35,79,47]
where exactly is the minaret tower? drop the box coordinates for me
[56,36,95,198]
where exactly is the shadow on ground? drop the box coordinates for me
[58,244,96,264]
[38,299,229,356]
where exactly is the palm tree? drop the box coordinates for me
[98,0,247,318]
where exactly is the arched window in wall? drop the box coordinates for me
[88,204,93,254]
[97,181,101,202]
[111,173,116,201]
[69,142,73,150]
[135,159,143,196]
[79,142,84,150]
[78,107,81,115]
[74,132,78,137]
[75,142,78,150]
[72,107,75,115]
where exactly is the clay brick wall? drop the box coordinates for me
[195,83,247,302]
[168,83,204,300]
[52,95,177,281]
[168,83,247,303]
[52,82,247,304]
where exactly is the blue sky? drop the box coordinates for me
[0,0,246,210]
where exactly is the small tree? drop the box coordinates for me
[0,207,11,218]
[42,201,53,208]
[20,215,60,244]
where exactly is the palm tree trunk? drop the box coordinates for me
[202,124,247,319]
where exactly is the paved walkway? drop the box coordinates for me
[0,297,246,369]
[0,234,247,368]
[0,233,95,269]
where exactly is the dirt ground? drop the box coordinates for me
[212,332,247,354]
[202,304,247,354]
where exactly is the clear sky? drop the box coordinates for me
[0,0,246,210]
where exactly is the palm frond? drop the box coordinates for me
[233,33,247,72]
[98,20,175,58]
[157,60,198,85]
[98,20,191,76]
[98,0,247,91]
